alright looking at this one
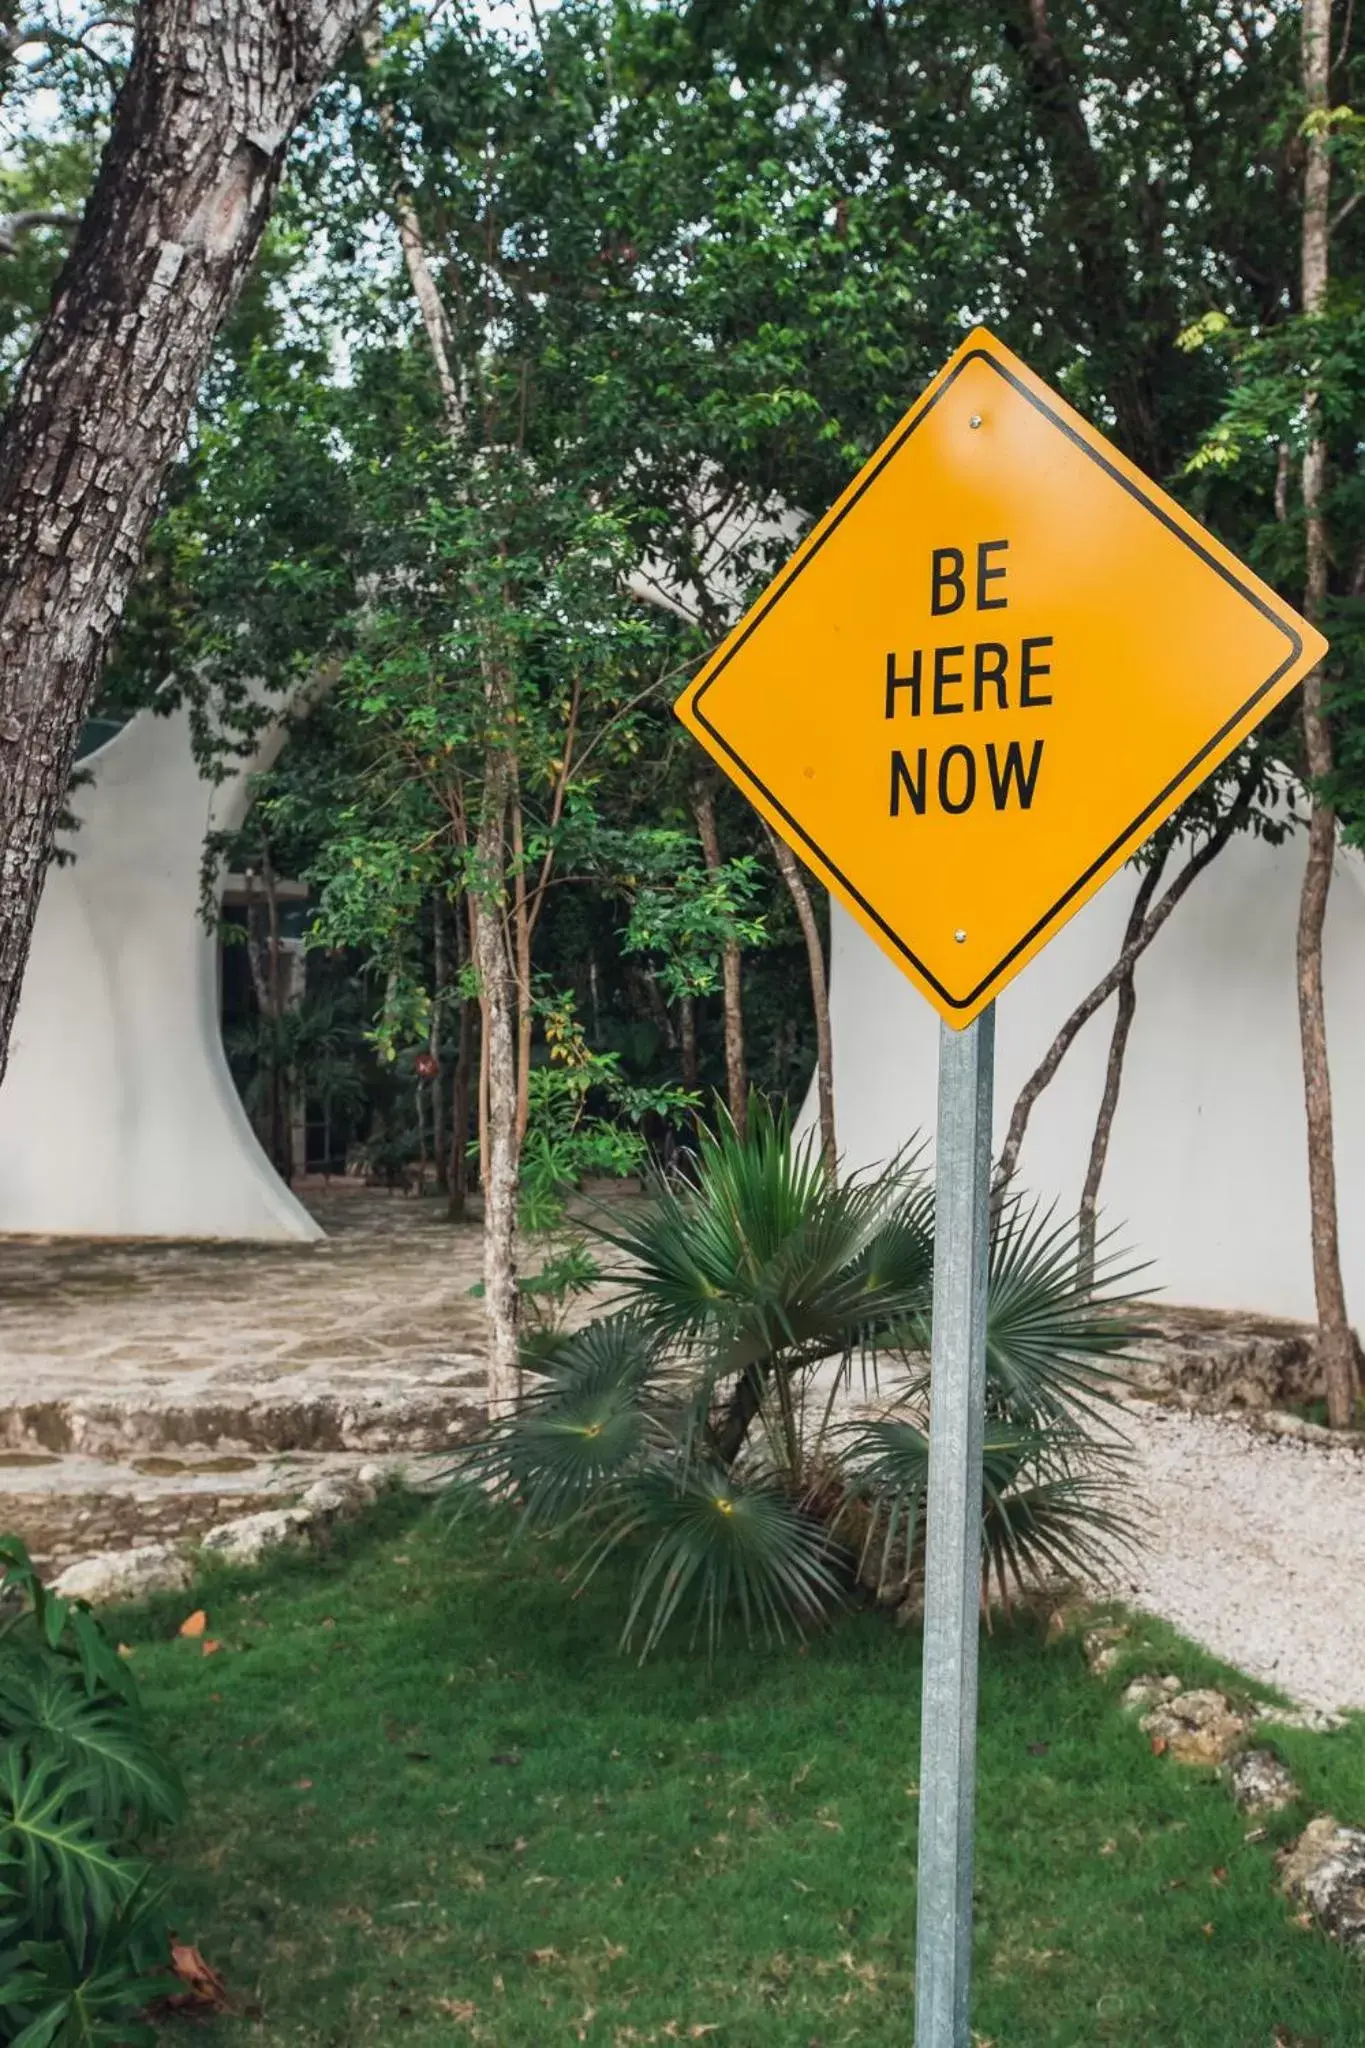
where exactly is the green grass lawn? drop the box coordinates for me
[119,1494,1365,2047]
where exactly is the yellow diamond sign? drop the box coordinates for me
[674,327,1327,1027]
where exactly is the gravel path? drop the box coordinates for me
[1096,1402,1365,1714]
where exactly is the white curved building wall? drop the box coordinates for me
[0,709,320,1241]
[801,827,1365,1322]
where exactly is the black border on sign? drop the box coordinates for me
[689,348,1306,1011]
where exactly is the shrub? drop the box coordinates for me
[454,1099,1141,1658]
[0,1536,184,2046]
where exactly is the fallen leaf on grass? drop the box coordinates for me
[526,1947,561,1966]
[166,1941,232,2013]
[202,1640,222,1657]
[435,1998,478,2022]
[178,1610,207,1639]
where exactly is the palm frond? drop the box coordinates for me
[983,1197,1148,1428]
[447,1312,667,1527]
[979,1442,1135,1612]
[834,1416,931,1598]
[836,1415,1133,1609]
[593,1100,935,1467]
[585,1463,847,1661]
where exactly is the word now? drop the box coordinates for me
[890,739,1043,817]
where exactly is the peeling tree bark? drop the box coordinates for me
[0,0,375,1082]
[1297,0,1358,1428]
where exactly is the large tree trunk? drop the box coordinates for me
[764,826,835,1178]
[0,0,372,1081]
[692,778,747,1133]
[1297,0,1358,1429]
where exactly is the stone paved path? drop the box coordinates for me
[0,1189,491,1570]
[4,1195,1364,1717]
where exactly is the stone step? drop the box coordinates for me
[2,1447,451,1576]
[0,1373,486,1461]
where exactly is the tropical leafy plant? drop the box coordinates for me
[452,1100,1141,1659]
[0,1536,184,2045]
[519,991,697,1231]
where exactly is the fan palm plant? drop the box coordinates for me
[452,1099,1143,1659]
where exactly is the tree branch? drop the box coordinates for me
[995,773,1259,1192]
[0,210,79,256]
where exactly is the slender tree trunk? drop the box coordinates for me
[451,991,476,1222]
[1077,973,1138,1286]
[368,74,530,1410]
[1297,0,1357,1428]
[1075,845,1170,1280]
[0,0,373,1083]
[510,778,534,1146]
[472,695,521,1419]
[764,826,835,1178]
[996,783,1254,1192]
[431,892,448,1192]
[414,1077,428,1193]
[679,993,699,1095]
[242,851,294,1179]
[692,778,747,1132]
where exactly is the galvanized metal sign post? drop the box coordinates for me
[912,1008,995,2044]
[673,325,1326,2045]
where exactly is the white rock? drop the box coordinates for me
[1256,1702,1348,1735]
[1228,1747,1300,1814]
[298,1475,365,1516]
[200,1507,312,1563]
[1280,1816,1365,1947]
[51,1543,193,1604]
